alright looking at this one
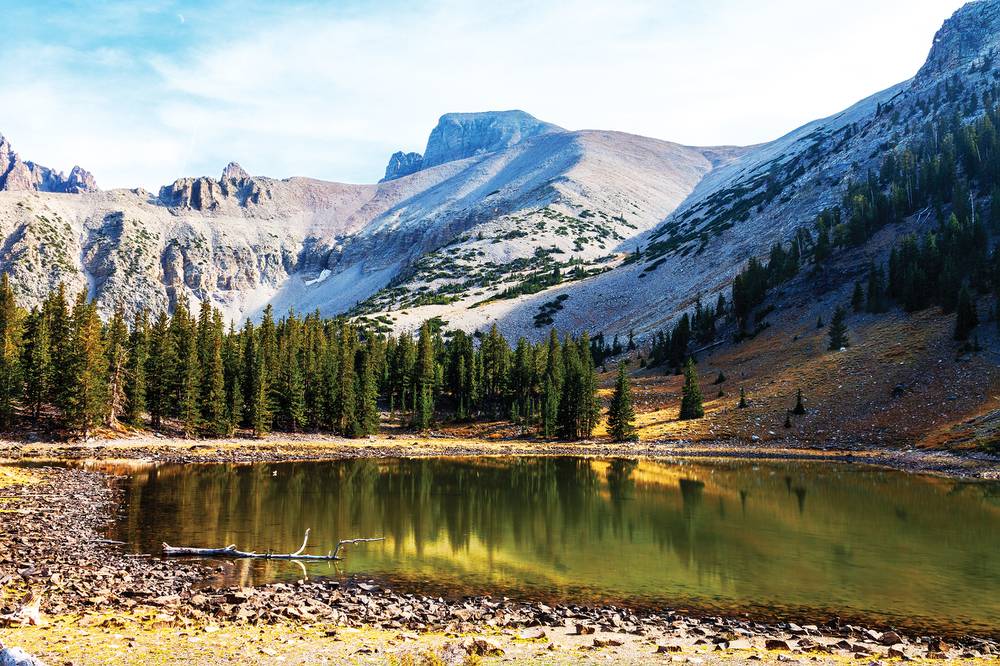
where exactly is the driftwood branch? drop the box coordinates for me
[161,529,383,561]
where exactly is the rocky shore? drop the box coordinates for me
[2,432,999,480]
[0,464,997,665]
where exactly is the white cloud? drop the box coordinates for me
[0,0,968,190]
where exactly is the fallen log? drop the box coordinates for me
[161,528,383,561]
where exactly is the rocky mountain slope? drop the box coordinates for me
[0,113,741,324]
[0,0,993,341]
[486,0,1000,340]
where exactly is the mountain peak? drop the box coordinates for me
[0,131,97,193]
[916,0,1000,83]
[381,110,564,181]
[221,162,249,181]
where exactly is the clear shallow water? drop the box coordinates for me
[105,457,1000,635]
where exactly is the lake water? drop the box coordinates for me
[104,456,1000,635]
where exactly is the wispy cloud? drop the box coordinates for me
[0,0,967,190]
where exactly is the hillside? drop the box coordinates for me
[0,113,742,324]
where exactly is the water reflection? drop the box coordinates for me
[104,457,1000,635]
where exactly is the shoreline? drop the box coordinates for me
[2,433,998,480]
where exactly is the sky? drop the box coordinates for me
[0,0,969,190]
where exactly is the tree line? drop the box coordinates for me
[0,281,608,440]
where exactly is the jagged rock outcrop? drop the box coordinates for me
[0,133,97,193]
[381,110,564,181]
[917,0,1000,81]
[422,110,563,168]
[221,162,249,182]
[381,151,423,181]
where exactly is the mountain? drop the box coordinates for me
[0,134,97,193]
[0,111,743,324]
[0,0,994,347]
[488,0,1000,339]
[382,110,564,181]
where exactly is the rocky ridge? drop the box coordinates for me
[0,135,96,194]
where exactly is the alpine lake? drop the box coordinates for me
[91,456,1000,636]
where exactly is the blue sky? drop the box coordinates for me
[0,0,968,190]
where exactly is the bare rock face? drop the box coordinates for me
[221,161,249,182]
[380,110,564,181]
[917,0,1000,82]
[0,133,97,193]
[421,110,564,169]
[381,151,423,181]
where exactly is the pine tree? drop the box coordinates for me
[541,330,562,438]
[104,307,129,429]
[202,312,228,436]
[713,371,726,385]
[413,322,435,430]
[355,338,380,436]
[827,305,849,351]
[784,411,793,428]
[21,307,51,422]
[64,295,107,438]
[0,274,20,430]
[171,303,200,437]
[48,284,72,421]
[243,320,271,437]
[145,312,173,429]
[123,309,148,425]
[222,321,243,433]
[678,358,704,420]
[852,281,864,312]
[792,388,806,415]
[738,387,748,409]
[335,325,357,435]
[607,361,637,442]
[954,284,978,341]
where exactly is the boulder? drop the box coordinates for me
[0,647,46,666]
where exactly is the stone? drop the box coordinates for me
[766,638,795,651]
[0,647,46,666]
[879,631,902,646]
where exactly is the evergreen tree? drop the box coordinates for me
[541,329,562,438]
[852,281,864,312]
[21,307,51,422]
[145,312,173,429]
[413,322,435,430]
[738,387,748,409]
[954,284,978,341]
[123,309,148,425]
[334,325,358,435]
[242,320,271,437]
[104,307,129,428]
[201,312,228,436]
[827,305,849,350]
[64,295,107,438]
[607,361,637,442]
[678,358,704,420]
[355,338,380,436]
[222,321,243,433]
[0,274,20,429]
[792,388,806,415]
